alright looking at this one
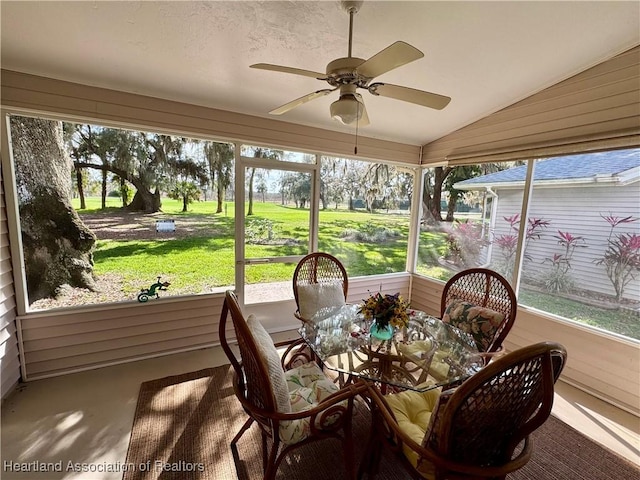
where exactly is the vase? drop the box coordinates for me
[370,320,394,340]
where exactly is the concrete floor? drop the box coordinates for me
[1,336,638,480]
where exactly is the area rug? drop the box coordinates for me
[123,365,639,480]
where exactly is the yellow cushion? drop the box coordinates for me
[429,351,451,380]
[397,339,433,357]
[385,385,441,478]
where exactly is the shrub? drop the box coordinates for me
[595,214,640,301]
[444,220,488,267]
[541,231,587,293]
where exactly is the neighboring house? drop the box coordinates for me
[454,149,640,303]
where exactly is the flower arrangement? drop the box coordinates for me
[359,292,410,330]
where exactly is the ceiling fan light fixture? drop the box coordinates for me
[330,96,363,125]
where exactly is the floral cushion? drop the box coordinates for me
[297,282,345,321]
[442,298,505,351]
[279,362,345,445]
[385,384,442,479]
[246,314,291,413]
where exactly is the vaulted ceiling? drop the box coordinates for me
[1,1,639,146]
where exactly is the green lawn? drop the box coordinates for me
[72,196,638,340]
[75,197,411,295]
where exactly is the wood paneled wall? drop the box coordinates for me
[410,273,640,416]
[422,46,640,164]
[0,166,20,398]
[16,274,410,380]
[0,70,420,165]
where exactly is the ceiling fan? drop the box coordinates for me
[250,0,451,127]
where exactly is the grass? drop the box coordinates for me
[77,197,411,295]
[519,288,640,340]
[71,196,638,340]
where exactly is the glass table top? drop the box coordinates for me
[299,304,483,392]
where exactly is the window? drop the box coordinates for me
[7,114,417,312]
[319,156,414,276]
[7,114,236,310]
[415,149,640,340]
[519,149,640,340]
[416,162,525,283]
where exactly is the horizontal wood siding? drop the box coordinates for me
[491,184,640,301]
[16,274,411,380]
[0,168,20,398]
[346,273,411,305]
[422,46,640,164]
[410,274,640,415]
[407,274,443,317]
[504,307,639,415]
[0,70,420,165]
[18,294,225,379]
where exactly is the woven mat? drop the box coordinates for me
[123,365,639,480]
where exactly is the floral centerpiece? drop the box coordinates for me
[359,292,410,340]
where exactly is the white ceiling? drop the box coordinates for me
[1,1,639,146]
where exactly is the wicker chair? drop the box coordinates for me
[360,341,567,480]
[440,268,517,359]
[218,290,364,480]
[293,252,349,323]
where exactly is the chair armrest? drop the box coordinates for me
[274,337,319,369]
[478,348,507,364]
[294,311,311,323]
[234,377,366,422]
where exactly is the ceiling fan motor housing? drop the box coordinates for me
[325,57,370,87]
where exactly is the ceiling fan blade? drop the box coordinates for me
[269,89,335,115]
[369,82,451,110]
[357,41,424,79]
[250,63,327,80]
[354,93,370,126]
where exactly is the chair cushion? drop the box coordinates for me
[246,314,291,413]
[442,298,505,351]
[385,385,441,479]
[279,362,344,445]
[414,389,455,479]
[297,282,345,321]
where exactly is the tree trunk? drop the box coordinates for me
[216,176,224,213]
[120,177,129,207]
[422,166,452,223]
[446,190,460,222]
[247,167,255,216]
[75,167,86,210]
[10,117,97,303]
[127,189,161,213]
[101,169,108,209]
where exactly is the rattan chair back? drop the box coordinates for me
[430,342,567,470]
[293,252,348,321]
[440,268,517,353]
[364,341,567,480]
[218,290,364,480]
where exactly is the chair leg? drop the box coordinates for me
[261,429,268,472]
[343,400,356,480]
[230,417,254,463]
[264,437,281,480]
[358,432,383,479]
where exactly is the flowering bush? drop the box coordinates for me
[542,230,587,292]
[595,214,640,301]
[359,292,409,329]
[493,214,549,277]
[444,220,488,267]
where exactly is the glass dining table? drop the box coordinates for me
[298,303,483,393]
